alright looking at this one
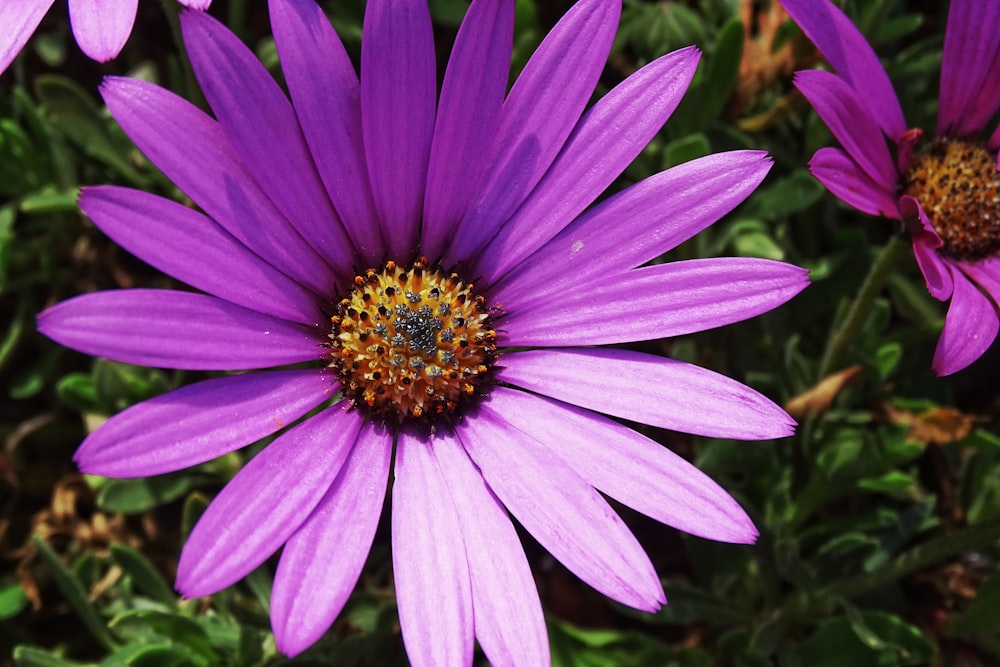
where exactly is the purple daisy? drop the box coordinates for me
[38,0,807,663]
[782,0,1000,375]
[0,0,211,74]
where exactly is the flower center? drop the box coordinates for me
[903,139,1000,262]
[329,259,497,423]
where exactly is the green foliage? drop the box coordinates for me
[3,1,999,666]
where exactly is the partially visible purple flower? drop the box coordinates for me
[0,0,211,74]
[38,0,807,663]
[782,0,1000,375]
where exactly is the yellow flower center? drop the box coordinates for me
[903,139,1000,262]
[329,259,497,423]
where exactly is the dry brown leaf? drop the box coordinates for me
[884,405,977,445]
[785,365,863,419]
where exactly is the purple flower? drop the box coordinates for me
[782,0,1000,375]
[0,0,211,74]
[38,0,807,662]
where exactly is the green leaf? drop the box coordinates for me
[797,611,934,666]
[857,470,918,500]
[34,75,147,184]
[109,543,178,608]
[743,170,826,221]
[97,474,197,515]
[109,610,219,667]
[13,646,93,667]
[57,372,102,414]
[32,537,117,651]
[649,580,750,626]
[663,133,710,168]
[0,582,29,619]
[549,618,676,667]
[699,17,744,122]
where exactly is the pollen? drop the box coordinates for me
[329,258,498,423]
[903,139,1000,262]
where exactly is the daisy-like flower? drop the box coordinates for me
[782,0,1000,375]
[0,0,211,75]
[38,0,807,663]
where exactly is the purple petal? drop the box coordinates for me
[780,0,906,141]
[272,422,392,658]
[933,264,999,376]
[68,0,136,61]
[392,430,474,667]
[445,0,620,266]
[361,0,436,260]
[937,0,1000,138]
[37,290,323,370]
[269,0,384,263]
[990,124,1000,152]
[913,239,954,301]
[502,258,808,346]
[177,404,364,597]
[458,405,665,611]
[486,387,757,543]
[0,0,55,75]
[474,46,700,283]
[809,147,899,218]
[493,151,771,303]
[498,348,795,440]
[80,187,323,326]
[181,10,355,275]
[178,0,211,9]
[959,257,1000,305]
[420,0,514,261]
[75,369,335,478]
[794,70,899,191]
[100,77,336,296]
[432,429,549,667]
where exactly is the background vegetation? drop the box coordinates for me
[2,0,999,665]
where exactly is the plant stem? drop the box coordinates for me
[817,234,909,380]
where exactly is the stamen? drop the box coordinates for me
[903,139,1000,262]
[329,258,498,424]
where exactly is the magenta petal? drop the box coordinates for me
[503,258,808,346]
[181,10,354,275]
[959,258,1000,306]
[458,407,665,611]
[809,147,899,218]
[494,151,771,302]
[0,0,55,74]
[79,187,323,326]
[476,46,700,283]
[445,0,620,266]
[432,430,549,667]
[937,0,1000,138]
[75,370,334,478]
[177,404,364,597]
[392,431,474,667]
[498,348,795,440]
[68,0,136,61]
[420,0,514,261]
[913,239,954,302]
[486,387,757,543]
[780,0,906,141]
[361,0,436,259]
[794,70,898,190]
[272,422,392,658]
[100,78,336,296]
[37,290,322,370]
[179,0,211,8]
[932,265,999,376]
[269,0,384,262]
